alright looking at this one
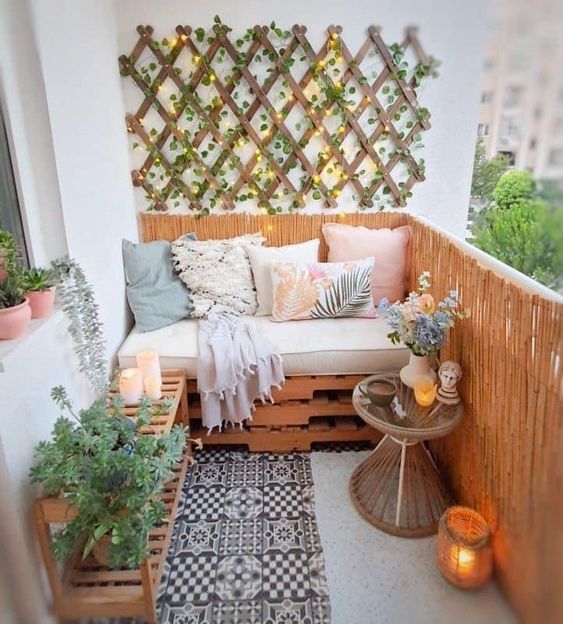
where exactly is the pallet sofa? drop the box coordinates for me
[119,212,414,451]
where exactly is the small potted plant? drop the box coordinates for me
[0,276,31,340]
[21,267,57,319]
[30,388,186,569]
[378,272,469,388]
[0,230,18,280]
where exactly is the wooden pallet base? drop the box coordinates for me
[187,374,380,451]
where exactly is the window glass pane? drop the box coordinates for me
[0,107,28,266]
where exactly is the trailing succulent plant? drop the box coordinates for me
[0,276,25,309]
[30,387,186,569]
[51,258,107,396]
[21,267,56,292]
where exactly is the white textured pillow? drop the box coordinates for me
[248,239,320,316]
[171,233,265,317]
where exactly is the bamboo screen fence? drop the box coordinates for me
[140,212,563,623]
[120,23,435,214]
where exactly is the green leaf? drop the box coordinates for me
[310,265,373,318]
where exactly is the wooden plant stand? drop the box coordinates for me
[187,374,382,451]
[349,375,463,537]
[33,369,190,623]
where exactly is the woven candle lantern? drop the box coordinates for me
[437,506,493,589]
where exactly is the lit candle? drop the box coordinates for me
[136,350,162,386]
[119,368,143,405]
[144,376,162,401]
[437,506,493,589]
[456,547,476,570]
[414,378,437,406]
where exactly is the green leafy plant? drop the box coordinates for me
[492,170,536,209]
[470,140,509,201]
[472,198,563,290]
[51,258,107,396]
[21,267,56,292]
[29,388,186,569]
[0,276,25,309]
[0,230,18,276]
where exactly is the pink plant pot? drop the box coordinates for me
[0,298,32,340]
[26,286,56,319]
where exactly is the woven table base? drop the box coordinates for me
[349,436,451,537]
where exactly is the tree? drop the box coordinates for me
[472,198,563,289]
[470,140,510,201]
[492,170,536,209]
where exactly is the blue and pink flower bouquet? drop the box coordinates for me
[378,272,469,357]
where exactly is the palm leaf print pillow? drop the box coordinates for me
[271,258,376,321]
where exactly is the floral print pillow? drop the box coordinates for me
[271,258,376,321]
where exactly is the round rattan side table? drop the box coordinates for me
[350,373,463,538]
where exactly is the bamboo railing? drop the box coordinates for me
[139,211,562,623]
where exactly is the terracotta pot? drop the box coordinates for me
[0,298,31,340]
[25,286,56,319]
[400,353,437,388]
[92,535,112,566]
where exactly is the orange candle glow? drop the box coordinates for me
[414,378,437,406]
[437,506,493,589]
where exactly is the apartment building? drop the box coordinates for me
[477,0,563,182]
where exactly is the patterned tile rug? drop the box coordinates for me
[156,447,331,624]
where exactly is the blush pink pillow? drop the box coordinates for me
[322,223,411,304]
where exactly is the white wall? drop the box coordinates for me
[30,0,139,359]
[116,0,487,238]
[0,313,92,624]
[0,2,137,619]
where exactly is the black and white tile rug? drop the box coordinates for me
[157,448,331,624]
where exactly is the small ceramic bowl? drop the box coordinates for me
[359,376,397,406]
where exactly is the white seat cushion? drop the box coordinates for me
[118,316,409,377]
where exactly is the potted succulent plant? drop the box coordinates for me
[21,267,57,319]
[30,388,186,569]
[0,276,31,340]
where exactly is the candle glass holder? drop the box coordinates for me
[437,506,493,589]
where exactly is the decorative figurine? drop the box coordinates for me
[437,361,462,405]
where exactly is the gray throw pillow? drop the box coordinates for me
[122,237,195,332]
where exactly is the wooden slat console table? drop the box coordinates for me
[33,370,190,623]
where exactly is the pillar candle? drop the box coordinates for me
[136,350,162,385]
[119,368,143,405]
[144,375,162,401]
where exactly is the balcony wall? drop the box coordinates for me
[409,217,562,624]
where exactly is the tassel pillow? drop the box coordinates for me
[171,233,265,317]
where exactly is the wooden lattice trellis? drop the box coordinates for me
[119,21,437,214]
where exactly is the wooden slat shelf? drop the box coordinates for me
[108,368,188,434]
[33,370,191,623]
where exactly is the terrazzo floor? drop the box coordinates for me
[311,450,516,624]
